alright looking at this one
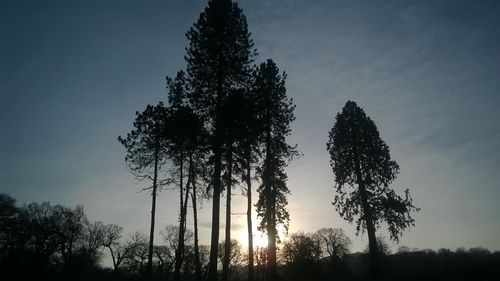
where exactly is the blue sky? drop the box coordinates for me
[1,0,500,254]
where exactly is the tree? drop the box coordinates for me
[123,231,149,276]
[218,239,247,281]
[230,90,262,281]
[281,232,322,277]
[254,59,298,278]
[166,71,207,281]
[326,100,419,274]
[185,0,255,280]
[102,224,124,271]
[160,224,195,279]
[78,221,106,266]
[0,194,19,258]
[219,90,257,281]
[315,228,351,262]
[53,204,86,271]
[118,103,170,279]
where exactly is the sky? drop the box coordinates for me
[1,0,500,257]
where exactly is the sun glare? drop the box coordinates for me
[238,230,268,249]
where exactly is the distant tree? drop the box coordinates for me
[397,245,412,254]
[218,239,246,281]
[254,59,298,278]
[254,246,267,281]
[102,224,124,270]
[23,202,61,264]
[198,245,211,277]
[78,221,106,266]
[118,103,170,279]
[281,232,322,277]
[154,245,173,278]
[326,101,419,274]
[160,225,194,258]
[123,231,149,276]
[468,247,490,255]
[364,236,391,256]
[315,228,351,262]
[53,204,86,270]
[185,0,255,279]
[0,194,19,257]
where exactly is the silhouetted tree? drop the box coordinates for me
[166,70,208,281]
[281,232,322,278]
[23,202,61,265]
[160,224,195,279]
[53,204,86,271]
[254,59,298,279]
[0,194,18,257]
[118,103,170,280]
[78,221,106,266]
[218,239,247,281]
[219,91,250,281]
[153,245,171,279]
[315,228,351,262]
[230,90,262,281]
[326,100,419,275]
[123,231,149,276]
[102,224,124,270]
[185,0,255,279]
[254,246,267,281]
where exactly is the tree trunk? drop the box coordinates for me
[107,246,117,270]
[191,159,202,281]
[208,56,226,281]
[264,101,278,279]
[266,196,277,280]
[222,145,233,281]
[353,147,379,276]
[246,147,254,281]
[146,144,159,281]
[176,154,193,281]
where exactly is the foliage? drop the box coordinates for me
[255,59,298,237]
[186,0,255,121]
[281,232,322,277]
[315,228,351,261]
[326,101,419,242]
[118,103,170,182]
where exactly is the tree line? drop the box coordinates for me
[2,194,498,281]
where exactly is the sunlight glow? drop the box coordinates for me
[238,230,268,249]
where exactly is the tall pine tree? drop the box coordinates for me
[166,71,206,281]
[118,103,169,280]
[254,59,298,279]
[185,1,255,280]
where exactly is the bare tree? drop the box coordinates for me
[315,228,351,262]
[102,224,124,270]
[218,239,247,281]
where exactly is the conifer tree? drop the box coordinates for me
[326,101,419,275]
[185,1,255,280]
[118,103,169,280]
[166,71,206,281]
[254,59,298,279]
